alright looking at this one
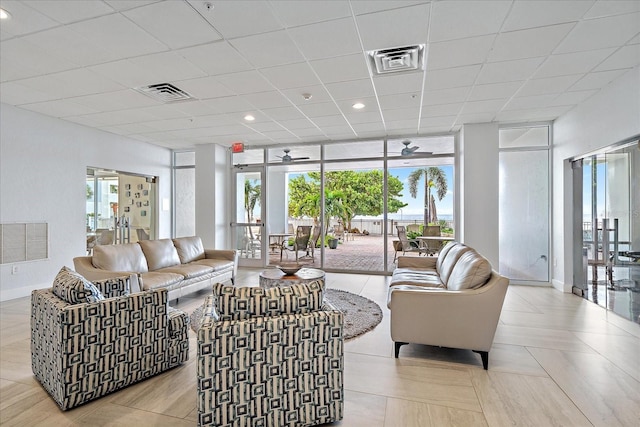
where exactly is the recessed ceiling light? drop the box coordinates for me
[352,103,365,110]
[302,93,312,101]
[244,114,255,121]
[0,8,11,19]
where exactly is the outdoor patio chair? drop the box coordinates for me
[307,225,322,260]
[281,225,312,261]
[395,225,428,262]
[422,225,443,256]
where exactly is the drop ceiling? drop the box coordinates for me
[0,0,638,150]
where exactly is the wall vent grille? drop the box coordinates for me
[0,223,48,264]
[134,83,194,103]
[367,44,425,75]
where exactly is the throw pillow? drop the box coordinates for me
[52,266,105,304]
[211,280,324,321]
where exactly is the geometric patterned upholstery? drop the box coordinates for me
[31,284,189,410]
[210,280,325,321]
[197,285,344,426]
[51,266,105,304]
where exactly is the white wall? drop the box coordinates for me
[553,66,640,291]
[0,104,173,301]
[459,122,500,267]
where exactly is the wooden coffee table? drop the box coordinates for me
[259,268,325,289]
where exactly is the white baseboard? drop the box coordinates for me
[551,279,570,293]
[0,282,47,302]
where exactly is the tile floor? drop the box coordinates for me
[1,268,639,426]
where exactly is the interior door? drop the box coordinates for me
[232,166,265,267]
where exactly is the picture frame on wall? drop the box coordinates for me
[136,201,142,207]
[143,200,149,206]
[137,184,144,190]
[143,189,149,196]
[125,191,131,197]
[141,210,147,217]
[125,184,131,190]
[124,207,130,212]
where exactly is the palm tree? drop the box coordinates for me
[408,167,448,225]
[244,179,260,239]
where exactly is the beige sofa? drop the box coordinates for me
[74,236,237,301]
[388,242,509,369]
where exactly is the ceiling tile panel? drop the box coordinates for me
[23,0,114,24]
[269,0,351,27]
[427,35,495,70]
[216,70,275,94]
[174,76,234,100]
[309,54,370,84]
[554,13,640,53]
[70,89,157,112]
[0,0,60,38]
[423,65,481,91]
[422,87,471,106]
[503,94,557,110]
[356,4,430,51]
[583,0,640,19]
[129,51,207,83]
[420,103,463,118]
[241,91,292,109]
[281,85,333,105]
[20,99,99,117]
[372,73,423,96]
[67,14,169,59]
[488,23,575,62]
[287,18,361,60]
[104,1,160,12]
[261,106,305,121]
[17,68,126,99]
[517,74,583,96]
[311,115,350,127]
[533,48,617,78]
[593,44,640,71]
[343,110,382,124]
[123,1,221,49]
[297,101,342,118]
[278,118,317,130]
[378,93,421,110]
[384,107,419,121]
[0,38,77,82]
[468,81,523,101]
[454,112,496,125]
[430,0,510,42]
[177,42,253,76]
[229,31,305,68]
[201,96,256,114]
[476,57,545,84]
[260,62,322,89]
[568,69,630,91]
[325,79,376,100]
[189,0,282,39]
[460,99,506,115]
[502,0,595,31]
[550,90,599,106]
[351,1,427,16]
[0,81,52,105]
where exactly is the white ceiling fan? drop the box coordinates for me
[277,149,310,163]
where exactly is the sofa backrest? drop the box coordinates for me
[437,243,471,284]
[446,250,492,290]
[138,239,181,271]
[172,236,205,264]
[92,243,149,273]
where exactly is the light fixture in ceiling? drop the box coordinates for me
[367,44,425,75]
[244,114,255,121]
[302,93,312,101]
[0,8,11,19]
[134,83,194,103]
[352,102,365,109]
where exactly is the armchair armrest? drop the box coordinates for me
[73,256,140,292]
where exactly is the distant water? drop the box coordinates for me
[354,214,453,221]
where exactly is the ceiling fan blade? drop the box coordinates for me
[291,156,310,161]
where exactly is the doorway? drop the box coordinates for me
[86,168,157,254]
[231,166,266,267]
[573,139,640,324]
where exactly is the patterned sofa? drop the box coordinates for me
[74,236,237,301]
[196,281,344,427]
[31,267,189,410]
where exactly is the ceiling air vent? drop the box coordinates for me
[134,83,194,103]
[367,44,425,75]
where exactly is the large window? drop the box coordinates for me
[173,151,196,238]
[498,125,550,283]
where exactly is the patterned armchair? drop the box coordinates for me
[196,282,344,427]
[31,268,189,410]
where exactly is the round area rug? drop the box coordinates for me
[189,288,383,340]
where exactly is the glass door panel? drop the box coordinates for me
[233,168,265,267]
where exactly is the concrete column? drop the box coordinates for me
[195,144,230,249]
[459,123,499,267]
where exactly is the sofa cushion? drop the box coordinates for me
[446,250,492,291]
[211,281,324,321]
[157,264,213,279]
[139,271,184,292]
[172,236,205,264]
[138,239,181,271]
[436,241,457,272]
[390,269,444,288]
[92,243,149,273]
[438,243,471,285]
[52,266,105,304]
[192,258,235,271]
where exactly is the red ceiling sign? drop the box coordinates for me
[231,142,244,153]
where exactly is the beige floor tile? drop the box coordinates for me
[528,347,640,427]
[75,403,194,426]
[471,369,592,426]
[573,330,640,382]
[493,324,599,353]
[483,343,548,377]
[344,352,481,412]
[384,397,488,427]
[332,390,387,427]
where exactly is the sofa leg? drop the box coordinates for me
[473,350,489,370]
[394,342,408,358]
